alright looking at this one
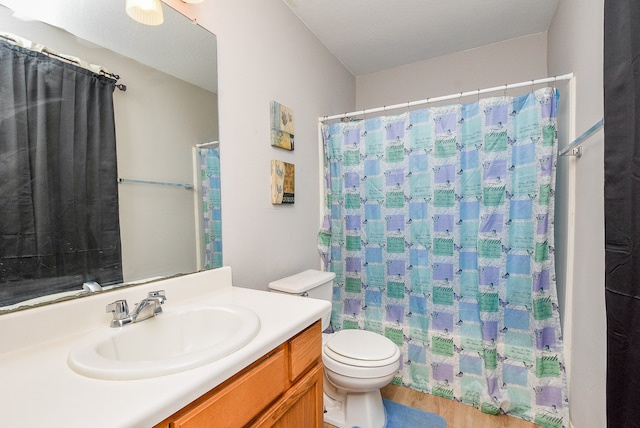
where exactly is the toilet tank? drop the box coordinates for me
[268,270,335,330]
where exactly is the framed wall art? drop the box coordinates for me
[270,101,294,151]
[271,160,295,204]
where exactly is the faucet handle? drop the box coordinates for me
[148,290,166,300]
[106,300,129,320]
[148,290,166,315]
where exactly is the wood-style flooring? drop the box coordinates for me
[324,384,538,428]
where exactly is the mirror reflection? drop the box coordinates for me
[0,0,219,312]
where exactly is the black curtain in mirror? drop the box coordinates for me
[0,40,122,306]
[604,0,640,425]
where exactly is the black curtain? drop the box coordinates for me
[604,1,640,426]
[0,40,122,306]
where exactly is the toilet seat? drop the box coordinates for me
[323,329,400,374]
[325,329,399,365]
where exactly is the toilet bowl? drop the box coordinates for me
[322,329,400,428]
[268,270,401,428]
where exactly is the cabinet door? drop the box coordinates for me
[251,362,324,428]
[170,347,288,428]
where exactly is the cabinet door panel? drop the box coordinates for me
[173,348,287,428]
[289,321,322,382]
[251,363,324,428]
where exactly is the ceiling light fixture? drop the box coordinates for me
[126,0,164,26]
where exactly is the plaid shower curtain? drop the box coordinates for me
[318,87,569,427]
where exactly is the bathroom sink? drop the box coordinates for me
[68,305,261,380]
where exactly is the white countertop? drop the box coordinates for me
[0,267,331,427]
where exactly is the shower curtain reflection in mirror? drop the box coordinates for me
[318,87,568,426]
[0,40,122,306]
[197,147,222,269]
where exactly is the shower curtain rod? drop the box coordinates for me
[558,118,604,157]
[0,33,126,91]
[195,141,219,148]
[117,177,194,190]
[318,73,574,122]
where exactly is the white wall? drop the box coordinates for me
[179,0,355,289]
[548,1,606,427]
[356,33,548,110]
[115,61,218,282]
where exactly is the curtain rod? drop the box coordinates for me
[117,177,194,190]
[319,73,574,122]
[558,118,604,157]
[0,33,126,91]
[195,141,219,148]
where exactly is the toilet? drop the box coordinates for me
[269,270,401,428]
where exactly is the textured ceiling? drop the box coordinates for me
[282,0,560,76]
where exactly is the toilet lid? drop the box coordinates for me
[325,329,398,362]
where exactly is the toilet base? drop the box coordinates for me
[323,379,386,428]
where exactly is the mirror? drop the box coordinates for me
[0,0,219,312]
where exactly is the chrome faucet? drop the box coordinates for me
[106,290,166,328]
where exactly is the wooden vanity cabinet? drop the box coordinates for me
[154,321,323,428]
